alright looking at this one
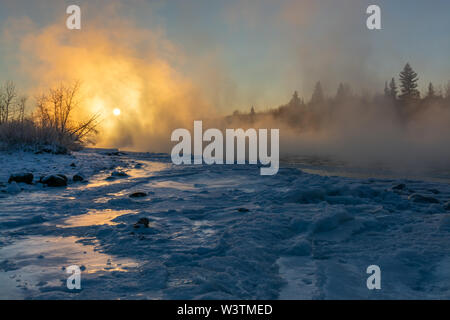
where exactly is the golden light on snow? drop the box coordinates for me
[113,108,121,116]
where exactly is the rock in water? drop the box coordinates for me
[73,174,84,182]
[134,218,150,228]
[111,170,128,177]
[392,184,406,191]
[129,192,147,198]
[8,173,34,185]
[41,175,68,187]
[408,194,440,204]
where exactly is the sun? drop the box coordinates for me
[113,108,121,116]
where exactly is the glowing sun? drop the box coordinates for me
[113,108,121,116]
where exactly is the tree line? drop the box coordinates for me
[230,63,450,129]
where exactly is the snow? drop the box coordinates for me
[0,149,449,299]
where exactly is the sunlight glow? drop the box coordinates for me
[113,108,121,116]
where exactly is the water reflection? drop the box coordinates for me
[81,161,171,189]
[0,235,138,299]
[59,209,138,228]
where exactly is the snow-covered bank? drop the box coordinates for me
[0,148,129,195]
[0,150,449,299]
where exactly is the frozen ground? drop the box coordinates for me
[0,149,449,299]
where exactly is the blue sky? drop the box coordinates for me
[1,0,449,110]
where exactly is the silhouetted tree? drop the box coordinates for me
[335,83,351,101]
[389,78,398,100]
[426,82,436,99]
[35,81,99,145]
[311,81,324,105]
[0,81,17,124]
[289,91,301,108]
[399,63,420,101]
[17,96,27,123]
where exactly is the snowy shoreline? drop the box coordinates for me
[0,149,449,299]
[0,148,130,194]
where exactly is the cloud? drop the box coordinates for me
[3,0,218,151]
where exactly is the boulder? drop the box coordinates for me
[8,173,34,185]
[129,192,147,198]
[392,184,406,191]
[408,194,440,204]
[429,189,441,195]
[73,174,84,182]
[34,145,68,155]
[41,174,68,187]
[111,170,128,177]
[134,217,150,228]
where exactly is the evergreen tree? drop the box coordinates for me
[335,83,351,101]
[311,81,324,104]
[289,91,301,107]
[399,63,420,101]
[389,78,398,100]
[250,106,255,115]
[426,82,436,99]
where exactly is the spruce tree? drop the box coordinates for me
[336,83,351,101]
[399,63,420,101]
[426,82,436,99]
[311,81,324,105]
[389,78,398,100]
[289,91,301,107]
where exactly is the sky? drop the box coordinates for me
[1,0,450,112]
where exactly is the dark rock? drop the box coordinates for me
[73,174,84,182]
[129,192,147,198]
[70,163,77,167]
[8,173,34,185]
[429,189,440,195]
[34,146,52,154]
[444,202,450,211]
[54,146,68,155]
[106,151,126,156]
[34,145,68,155]
[111,170,128,177]
[409,194,440,204]
[392,184,406,191]
[41,175,68,187]
[237,208,250,212]
[134,217,150,228]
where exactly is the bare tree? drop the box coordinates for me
[35,81,100,147]
[0,81,18,124]
[17,95,28,123]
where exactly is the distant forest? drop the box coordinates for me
[227,63,450,129]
